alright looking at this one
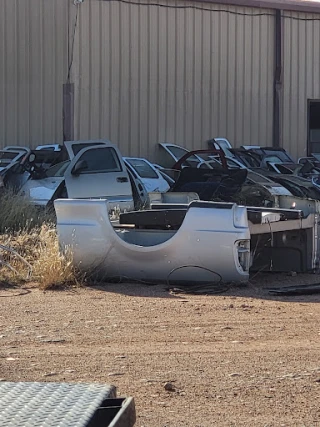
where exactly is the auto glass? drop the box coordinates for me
[158,170,175,185]
[167,146,199,162]
[77,147,122,173]
[71,142,106,155]
[46,160,71,177]
[0,151,18,160]
[247,171,273,184]
[226,159,242,169]
[0,159,12,166]
[263,150,292,162]
[275,178,305,197]
[126,159,158,178]
[237,153,260,168]
[264,155,284,164]
[125,163,138,179]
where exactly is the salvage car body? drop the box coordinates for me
[122,195,320,274]
[0,150,27,172]
[248,204,319,273]
[239,146,295,164]
[3,146,30,154]
[35,144,63,152]
[19,141,148,211]
[122,183,320,274]
[123,157,170,193]
[255,170,320,200]
[55,198,251,283]
[157,148,294,208]
[119,199,320,273]
[157,143,212,169]
[238,170,293,207]
[0,148,69,194]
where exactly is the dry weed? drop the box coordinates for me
[32,225,81,289]
[0,188,55,233]
[0,188,80,289]
[0,225,80,289]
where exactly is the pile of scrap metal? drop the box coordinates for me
[54,191,320,285]
[52,139,320,285]
[4,137,320,286]
[155,141,320,206]
[0,141,169,212]
[55,197,251,285]
[0,145,68,195]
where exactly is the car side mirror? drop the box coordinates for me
[28,153,36,163]
[71,159,88,176]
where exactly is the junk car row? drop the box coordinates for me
[2,138,320,284]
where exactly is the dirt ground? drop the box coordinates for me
[1,274,320,426]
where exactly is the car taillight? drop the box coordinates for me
[237,240,250,272]
[233,206,247,228]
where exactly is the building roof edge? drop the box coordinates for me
[194,0,320,13]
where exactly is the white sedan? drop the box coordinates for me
[123,157,170,193]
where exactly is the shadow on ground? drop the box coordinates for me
[1,273,319,303]
[87,272,320,303]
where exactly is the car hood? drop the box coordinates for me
[19,177,64,206]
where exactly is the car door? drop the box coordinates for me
[64,145,134,212]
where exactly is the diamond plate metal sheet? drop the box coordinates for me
[0,382,116,427]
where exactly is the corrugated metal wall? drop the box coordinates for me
[2,0,320,159]
[0,0,68,148]
[282,11,320,159]
[72,0,275,160]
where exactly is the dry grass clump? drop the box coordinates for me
[0,188,55,233]
[0,225,80,290]
[0,190,80,289]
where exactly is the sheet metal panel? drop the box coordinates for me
[282,11,320,159]
[72,0,275,160]
[0,0,68,148]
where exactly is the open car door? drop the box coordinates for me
[64,144,134,212]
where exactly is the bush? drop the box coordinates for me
[0,188,55,233]
[0,191,79,289]
[0,225,80,290]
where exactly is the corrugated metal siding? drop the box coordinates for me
[0,0,68,148]
[282,11,320,159]
[72,0,275,160]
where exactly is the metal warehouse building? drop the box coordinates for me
[1,0,320,161]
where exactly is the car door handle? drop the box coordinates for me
[117,177,128,183]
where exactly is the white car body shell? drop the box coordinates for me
[0,150,27,172]
[19,140,148,212]
[54,198,251,284]
[123,157,170,193]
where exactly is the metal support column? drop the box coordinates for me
[63,83,75,141]
[273,9,282,148]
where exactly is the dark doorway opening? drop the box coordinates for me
[308,100,320,154]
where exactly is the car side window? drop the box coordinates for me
[46,161,71,177]
[71,142,106,155]
[169,146,199,162]
[126,159,158,178]
[78,147,122,173]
